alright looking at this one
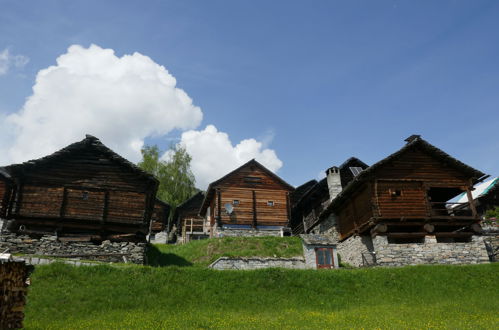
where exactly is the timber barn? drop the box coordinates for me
[1,135,158,243]
[150,199,171,234]
[290,157,369,236]
[173,191,206,243]
[306,135,490,267]
[199,159,294,237]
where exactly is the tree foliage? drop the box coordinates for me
[484,206,499,221]
[138,144,197,214]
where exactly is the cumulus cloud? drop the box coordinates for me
[4,44,202,163]
[0,48,29,75]
[170,125,283,189]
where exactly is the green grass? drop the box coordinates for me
[147,236,303,267]
[24,263,499,329]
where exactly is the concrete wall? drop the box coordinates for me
[372,235,490,266]
[0,233,147,264]
[209,257,306,270]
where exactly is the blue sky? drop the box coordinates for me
[0,0,498,188]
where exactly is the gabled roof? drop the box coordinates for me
[291,179,317,206]
[293,157,369,210]
[199,159,294,216]
[5,134,158,185]
[316,136,487,226]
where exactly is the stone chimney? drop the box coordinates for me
[326,166,342,201]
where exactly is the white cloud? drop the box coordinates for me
[0,48,29,75]
[170,125,283,189]
[4,44,202,163]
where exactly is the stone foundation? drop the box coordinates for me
[372,235,490,266]
[0,233,147,264]
[209,257,306,270]
[337,235,374,267]
[214,228,282,238]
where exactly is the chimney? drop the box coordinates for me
[326,166,342,201]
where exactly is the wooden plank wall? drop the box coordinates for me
[8,148,155,238]
[210,165,292,227]
[335,148,474,238]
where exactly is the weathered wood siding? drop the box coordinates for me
[335,147,474,238]
[211,165,292,227]
[150,201,169,232]
[215,187,289,226]
[375,149,469,184]
[0,179,12,218]
[376,181,428,218]
[337,185,373,236]
[5,136,158,240]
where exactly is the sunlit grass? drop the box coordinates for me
[24,262,499,329]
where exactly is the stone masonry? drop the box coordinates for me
[209,256,306,270]
[0,232,147,264]
[214,228,282,238]
[372,235,490,266]
[336,235,374,267]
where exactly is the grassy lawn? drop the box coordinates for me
[147,236,304,267]
[24,262,499,329]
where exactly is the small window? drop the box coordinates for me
[82,191,89,200]
[390,189,402,197]
[267,201,274,206]
[315,247,334,269]
[232,200,240,205]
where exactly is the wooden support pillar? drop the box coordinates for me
[252,190,257,229]
[466,187,477,218]
[216,189,222,227]
[101,191,109,238]
[285,192,291,224]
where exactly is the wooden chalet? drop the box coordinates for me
[291,157,369,235]
[172,191,206,243]
[150,199,171,233]
[2,135,158,242]
[309,135,488,243]
[199,159,295,237]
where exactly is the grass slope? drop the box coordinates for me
[25,263,499,329]
[148,236,303,267]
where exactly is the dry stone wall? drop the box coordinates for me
[336,235,374,267]
[372,235,490,266]
[209,257,306,270]
[215,228,282,238]
[0,233,147,264]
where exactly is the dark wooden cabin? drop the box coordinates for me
[150,199,171,233]
[199,159,294,236]
[309,136,488,243]
[3,135,158,242]
[172,191,206,243]
[291,157,369,235]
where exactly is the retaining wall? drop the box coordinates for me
[209,257,306,270]
[0,233,147,264]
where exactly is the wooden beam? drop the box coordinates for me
[466,186,478,218]
[216,189,222,227]
[435,232,474,238]
[252,190,257,229]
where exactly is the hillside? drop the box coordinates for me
[24,263,499,329]
[147,236,304,267]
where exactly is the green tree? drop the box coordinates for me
[138,144,197,217]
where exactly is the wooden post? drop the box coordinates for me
[14,183,24,216]
[466,187,477,218]
[285,192,291,224]
[252,190,257,229]
[216,189,222,227]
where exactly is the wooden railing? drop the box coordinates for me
[430,202,473,217]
